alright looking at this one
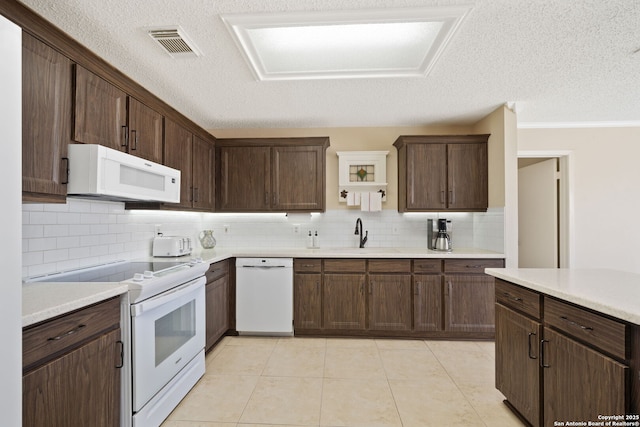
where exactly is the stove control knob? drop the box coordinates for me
[143,270,154,279]
[132,273,145,282]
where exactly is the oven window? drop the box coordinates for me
[155,300,196,366]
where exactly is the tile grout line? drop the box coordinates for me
[376,340,406,427]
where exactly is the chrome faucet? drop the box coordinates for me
[354,218,368,248]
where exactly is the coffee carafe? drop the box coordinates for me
[434,219,452,252]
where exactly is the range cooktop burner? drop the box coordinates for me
[26,261,186,283]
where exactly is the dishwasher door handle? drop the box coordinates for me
[240,265,288,269]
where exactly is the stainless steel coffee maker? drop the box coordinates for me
[428,219,452,251]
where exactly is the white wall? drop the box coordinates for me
[0,15,23,426]
[518,126,640,273]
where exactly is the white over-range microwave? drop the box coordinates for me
[67,144,181,203]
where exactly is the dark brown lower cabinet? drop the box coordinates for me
[294,273,322,330]
[542,327,627,425]
[22,297,121,427]
[495,279,635,426]
[205,260,230,351]
[369,274,411,331]
[293,257,501,338]
[323,273,366,330]
[444,273,495,333]
[495,303,541,426]
[413,274,443,332]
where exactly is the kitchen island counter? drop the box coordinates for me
[485,268,640,325]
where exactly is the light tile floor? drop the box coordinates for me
[161,336,523,427]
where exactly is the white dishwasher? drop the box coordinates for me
[235,258,294,335]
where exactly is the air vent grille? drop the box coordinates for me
[148,27,201,58]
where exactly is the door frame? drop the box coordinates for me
[517,150,573,268]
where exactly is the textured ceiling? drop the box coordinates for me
[17,0,640,129]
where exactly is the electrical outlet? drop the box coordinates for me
[154,224,162,235]
[223,225,230,234]
[293,224,300,235]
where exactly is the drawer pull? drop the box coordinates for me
[465,265,482,269]
[302,264,316,268]
[502,292,523,303]
[527,332,537,359]
[47,324,86,341]
[559,315,594,332]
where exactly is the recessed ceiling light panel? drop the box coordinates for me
[221,6,471,80]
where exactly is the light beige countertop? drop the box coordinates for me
[485,268,640,325]
[22,282,128,328]
[23,247,503,327]
[191,247,505,263]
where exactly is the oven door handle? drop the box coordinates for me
[130,276,205,317]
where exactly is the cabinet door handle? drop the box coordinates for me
[414,282,420,295]
[445,280,451,296]
[539,339,550,368]
[440,190,445,204]
[527,332,537,359]
[193,187,199,203]
[61,157,69,185]
[265,192,269,206]
[449,190,454,205]
[47,324,86,341]
[115,340,124,368]
[131,129,137,150]
[369,281,373,295]
[121,125,128,148]
[189,187,194,202]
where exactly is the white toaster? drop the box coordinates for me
[152,235,192,257]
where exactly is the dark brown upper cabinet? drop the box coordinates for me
[216,137,329,213]
[127,97,163,163]
[162,118,215,211]
[394,135,489,212]
[74,65,162,164]
[22,33,72,203]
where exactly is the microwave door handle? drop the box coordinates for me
[130,276,205,317]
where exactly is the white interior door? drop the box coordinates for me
[518,159,558,268]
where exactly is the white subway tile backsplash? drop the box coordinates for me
[23,225,44,239]
[43,225,68,238]
[69,224,92,236]
[22,201,504,278]
[23,251,43,267]
[57,212,81,225]
[42,202,69,212]
[56,236,79,249]
[43,249,69,264]
[29,211,57,225]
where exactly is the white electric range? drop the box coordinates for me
[26,258,209,427]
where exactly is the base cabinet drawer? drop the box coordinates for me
[544,297,627,360]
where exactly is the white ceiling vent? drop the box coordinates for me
[147,26,201,58]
